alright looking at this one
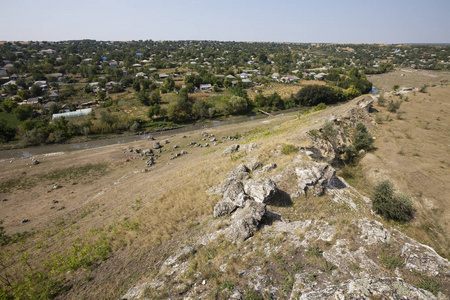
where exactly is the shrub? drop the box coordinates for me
[387,100,401,112]
[419,84,427,93]
[378,94,386,106]
[313,103,328,112]
[372,179,414,222]
[353,123,373,151]
[281,144,298,155]
[380,254,403,269]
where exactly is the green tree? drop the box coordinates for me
[30,84,43,97]
[345,85,362,99]
[147,104,161,119]
[353,123,373,151]
[228,95,249,115]
[163,77,175,91]
[14,104,34,121]
[1,98,18,112]
[0,119,16,142]
[17,90,30,100]
[137,90,150,106]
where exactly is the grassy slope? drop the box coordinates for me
[1,72,449,298]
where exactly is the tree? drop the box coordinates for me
[1,98,18,112]
[149,89,161,105]
[14,104,34,121]
[228,95,249,115]
[294,85,340,106]
[163,77,175,91]
[167,98,192,123]
[353,123,373,151]
[345,85,362,99]
[30,84,43,97]
[17,90,30,100]
[137,90,150,106]
[192,99,208,119]
[0,119,16,142]
[147,104,161,119]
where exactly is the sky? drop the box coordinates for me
[1,0,449,43]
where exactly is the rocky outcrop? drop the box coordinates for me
[290,276,437,300]
[227,201,266,242]
[227,164,250,181]
[244,178,277,203]
[213,200,237,217]
[295,162,339,196]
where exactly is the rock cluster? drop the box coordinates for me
[212,162,278,243]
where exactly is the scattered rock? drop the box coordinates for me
[173,145,179,149]
[222,144,239,155]
[162,139,169,144]
[204,143,209,147]
[53,184,62,189]
[21,219,30,224]
[239,143,259,151]
[153,142,161,149]
[57,206,65,211]
[142,149,153,156]
[51,200,59,204]
[180,150,188,155]
[261,163,277,172]
[147,135,155,140]
[201,131,209,137]
[32,160,40,165]
[244,178,277,203]
[248,161,263,171]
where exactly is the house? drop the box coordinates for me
[271,73,280,80]
[239,73,249,79]
[34,81,48,89]
[314,73,327,80]
[281,75,300,83]
[40,49,56,55]
[43,101,61,110]
[1,80,16,88]
[225,74,236,79]
[149,68,157,73]
[242,78,253,84]
[106,81,122,90]
[200,84,212,92]
[49,90,60,101]
[0,68,7,76]
[49,73,64,81]
[132,64,142,68]
[109,60,118,67]
[25,97,41,106]
[135,72,148,79]
[159,73,169,79]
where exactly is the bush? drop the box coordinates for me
[281,144,298,155]
[372,179,414,222]
[294,85,342,106]
[313,103,328,112]
[353,123,373,151]
[377,94,386,106]
[387,100,401,112]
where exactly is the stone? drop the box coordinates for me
[213,200,237,217]
[51,200,59,204]
[153,142,161,149]
[201,131,209,137]
[142,149,153,156]
[204,143,209,147]
[248,161,263,171]
[162,139,169,144]
[173,145,179,149]
[239,143,259,151]
[244,178,277,203]
[261,163,277,172]
[227,201,266,242]
[21,219,30,224]
[180,150,188,155]
[295,162,337,196]
[222,178,245,201]
[227,164,250,181]
[32,160,40,165]
[222,144,239,155]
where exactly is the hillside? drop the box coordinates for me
[0,70,449,299]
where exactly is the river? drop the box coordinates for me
[0,108,300,159]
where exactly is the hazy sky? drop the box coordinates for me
[2,0,449,43]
